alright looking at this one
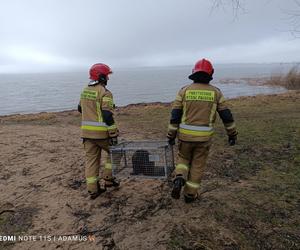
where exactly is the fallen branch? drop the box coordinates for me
[13,189,35,201]
[199,185,220,195]
[40,161,79,180]
[52,218,126,237]
[40,169,73,180]
[0,209,15,215]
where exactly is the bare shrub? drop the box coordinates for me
[265,66,300,90]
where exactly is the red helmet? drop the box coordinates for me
[191,58,214,75]
[89,63,112,81]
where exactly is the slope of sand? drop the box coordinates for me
[0,91,300,249]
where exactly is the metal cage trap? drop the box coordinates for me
[110,141,175,179]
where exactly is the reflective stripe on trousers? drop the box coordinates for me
[175,163,190,179]
[104,163,112,170]
[175,163,189,172]
[86,176,99,184]
[186,181,200,189]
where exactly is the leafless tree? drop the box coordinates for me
[210,0,245,17]
[211,0,300,37]
[286,0,300,37]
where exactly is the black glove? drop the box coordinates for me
[109,137,118,146]
[228,135,237,146]
[168,137,176,146]
[77,104,82,113]
[167,130,176,146]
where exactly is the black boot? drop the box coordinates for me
[171,176,185,199]
[184,194,197,203]
[89,182,106,200]
[105,177,120,188]
[89,191,100,200]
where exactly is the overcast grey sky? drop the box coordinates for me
[0,0,300,73]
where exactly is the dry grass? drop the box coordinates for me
[265,66,300,90]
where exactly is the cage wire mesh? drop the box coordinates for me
[110,141,175,179]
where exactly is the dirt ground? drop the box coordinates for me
[0,91,299,250]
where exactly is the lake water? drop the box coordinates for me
[0,63,290,115]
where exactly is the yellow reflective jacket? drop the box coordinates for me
[168,83,237,142]
[79,84,118,139]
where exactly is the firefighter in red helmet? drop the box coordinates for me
[78,63,119,199]
[167,58,238,203]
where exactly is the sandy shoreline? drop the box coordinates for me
[0,101,171,119]
[0,91,299,249]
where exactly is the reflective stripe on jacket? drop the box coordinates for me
[79,84,117,139]
[169,83,235,142]
[81,121,108,131]
[178,124,214,137]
